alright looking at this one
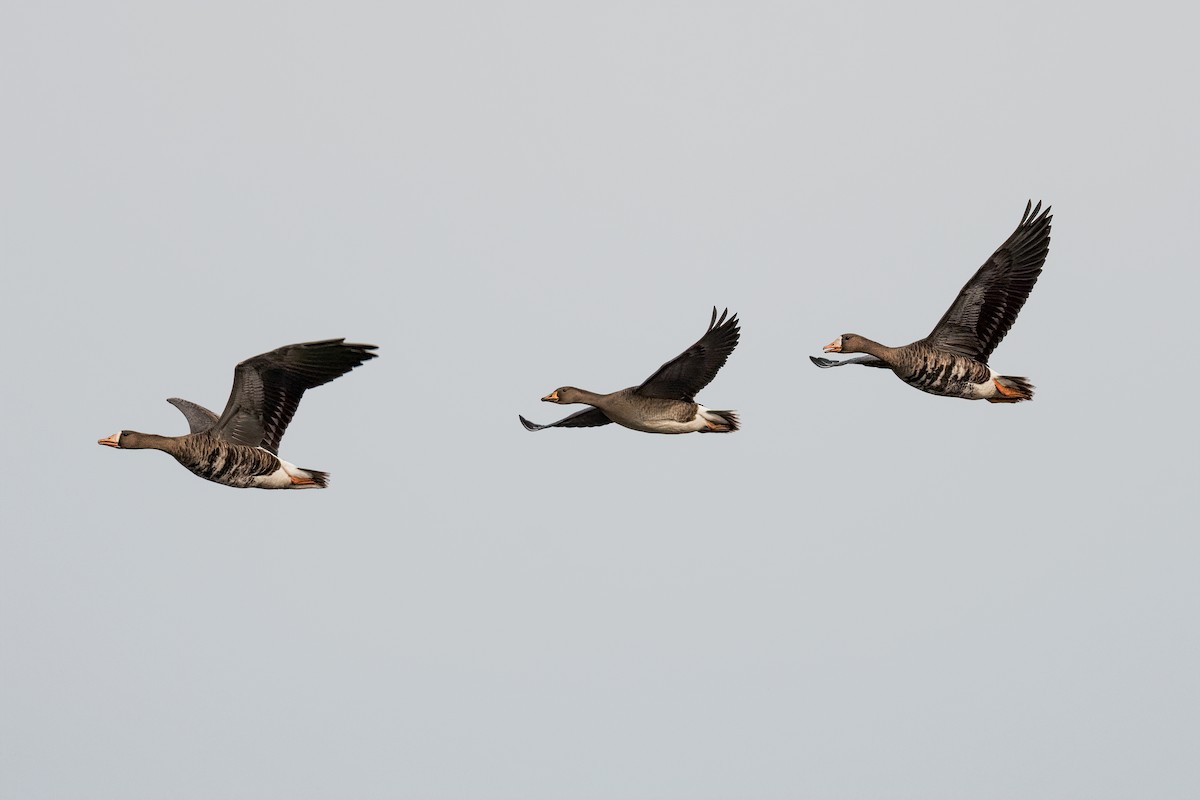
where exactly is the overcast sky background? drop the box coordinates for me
[2,2,1197,798]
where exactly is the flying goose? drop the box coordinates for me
[520,307,740,434]
[98,339,377,488]
[813,201,1052,402]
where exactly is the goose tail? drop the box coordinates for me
[988,376,1034,403]
[300,468,331,488]
[700,409,740,432]
[283,465,330,488]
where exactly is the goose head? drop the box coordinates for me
[823,334,866,354]
[98,431,125,448]
[542,387,583,404]
[97,431,151,449]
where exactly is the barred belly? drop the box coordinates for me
[173,434,280,488]
[897,349,992,399]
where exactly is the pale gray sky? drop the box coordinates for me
[2,2,1197,798]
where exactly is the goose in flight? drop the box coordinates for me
[813,201,1052,402]
[521,307,740,433]
[98,339,377,488]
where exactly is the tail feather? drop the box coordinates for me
[988,376,1034,403]
[700,409,740,432]
[297,467,330,488]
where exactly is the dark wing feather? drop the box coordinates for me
[926,200,1052,361]
[211,339,378,454]
[809,355,891,369]
[519,408,613,431]
[635,307,740,401]
[166,397,220,433]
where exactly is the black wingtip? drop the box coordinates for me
[707,306,736,332]
[709,306,738,333]
[810,355,837,368]
[1021,200,1052,227]
[282,339,380,375]
[341,341,380,362]
[518,415,543,432]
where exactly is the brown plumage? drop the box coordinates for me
[98,339,377,488]
[520,307,741,434]
[812,201,1052,402]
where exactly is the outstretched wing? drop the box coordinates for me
[926,200,1052,361]
[211,339,378,454]
[635,307,740,401]
[166,397,220,433]
[809,355,891,369]
[519,408,613,431]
